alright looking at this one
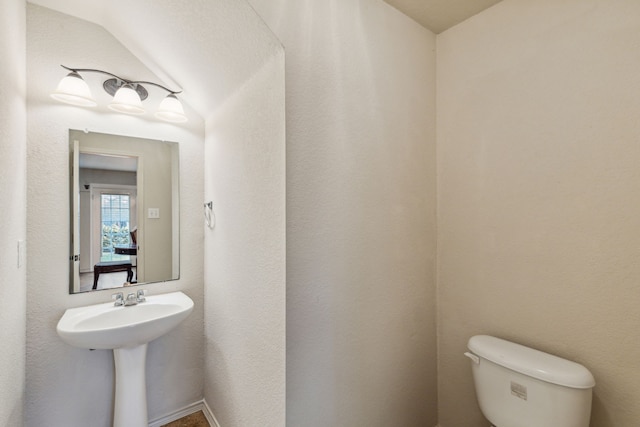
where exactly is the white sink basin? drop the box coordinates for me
[57,291,194,350]
[57,291,194,427]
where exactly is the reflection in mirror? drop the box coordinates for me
[69,130,179,293]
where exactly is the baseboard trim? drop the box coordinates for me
[149,400,436,427]
[148,400,210,427]
[201,399,221,427]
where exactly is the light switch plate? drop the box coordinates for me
[148,208,160,219]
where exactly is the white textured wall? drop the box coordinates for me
[204,51,286,427]
[0,0,26,426]
[437,1,640,426]
[250,1,438,425]
[26,5,204,426]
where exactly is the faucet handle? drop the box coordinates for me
[112,292,124,306]
[136,289,147,303]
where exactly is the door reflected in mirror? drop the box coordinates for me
[69,130,180,293]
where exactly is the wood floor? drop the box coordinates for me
[161,411,210,427]
[79,269,136,292]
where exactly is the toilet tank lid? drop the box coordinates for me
[468,335,595,389]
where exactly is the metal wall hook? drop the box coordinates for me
[204,201,215,229]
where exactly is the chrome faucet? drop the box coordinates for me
[136,289,147,303]
[112,290,146,307]
[124,292,138,306]
[112,292,124,307]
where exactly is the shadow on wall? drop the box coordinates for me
[591,389,614,426]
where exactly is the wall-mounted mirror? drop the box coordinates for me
[69,130,179,293]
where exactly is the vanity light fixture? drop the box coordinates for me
[51,65,188,123]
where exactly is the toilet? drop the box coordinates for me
[464,335,595,427]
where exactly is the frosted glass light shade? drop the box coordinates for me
[155,94,187,123]
[109,84,145,115]
[50,72,97,107]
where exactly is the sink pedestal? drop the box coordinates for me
[113,344,148,427]
[56,291,194,427]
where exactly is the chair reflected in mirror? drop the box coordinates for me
[93,261,134,289]
[90,228,138,290]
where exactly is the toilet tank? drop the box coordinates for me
[465,335,595,427]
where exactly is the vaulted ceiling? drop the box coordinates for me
[27,0,282,121]
[27,0,503,121]
[383,0,503,33]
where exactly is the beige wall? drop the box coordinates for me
[250,0,439,425]
[0,0,26,425]
[26,6,205,426]
[437,0,640,426]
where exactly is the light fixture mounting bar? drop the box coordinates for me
[60,65,182,95]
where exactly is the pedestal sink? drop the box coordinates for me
[56,291,194,427]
